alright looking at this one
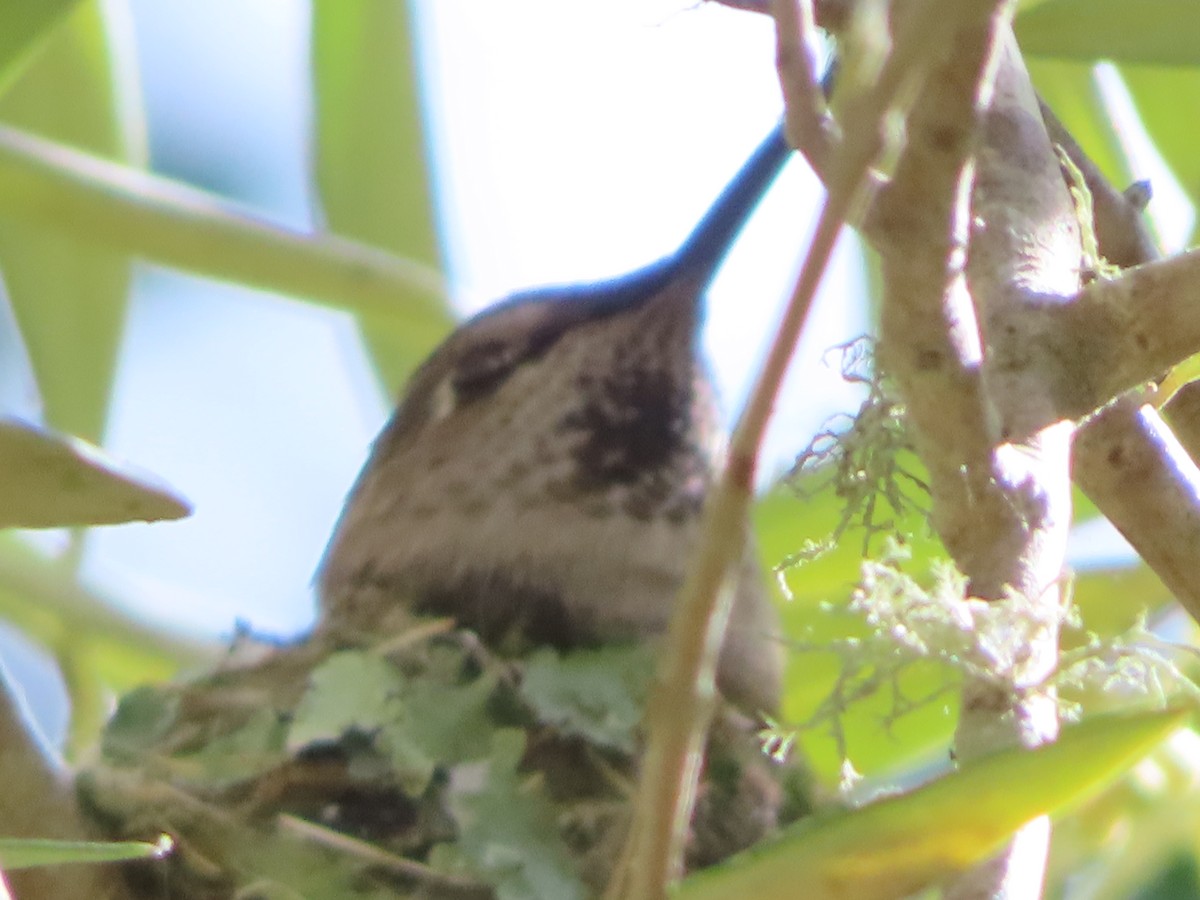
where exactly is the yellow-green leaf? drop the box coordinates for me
[1016,1,1200,67]
[311,0,453,395]
[0,0,144,443]
[679,709,1188,900]
[0,533,213,692]
[0,0,82,94]
[0,125,447,321]
[0,417,190,527]
[0,835,171,870]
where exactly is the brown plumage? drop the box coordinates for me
[318,124,793,716]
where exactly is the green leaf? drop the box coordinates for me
[311,0,453,395]
[174,709,289,788]
[287,651,405,752]
[0,0,82,95]
[102,684,179,761]
[0,534,213,691]
[679,709,1188,900]
[0,127,448,321]
[1015,1,1200,67]
[0,417,190,527]
[289,650,436,793]
[399,667,497,764]
[439,730,586,900]
[0,0,143,443]
[0,834,171,870]
[521,645,654,754]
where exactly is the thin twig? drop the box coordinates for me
[276,814,486,894]
[771,0,838,176]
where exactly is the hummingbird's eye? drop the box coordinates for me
[450,338,523,405]
[416,338,522,427]
[446,313,583,410]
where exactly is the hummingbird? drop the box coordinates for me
[317,123,793,716]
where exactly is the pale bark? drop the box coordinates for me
[853,4,1075,896]
[0,666,132,900]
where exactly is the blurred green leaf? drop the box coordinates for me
[1120,66,1200,240]
[679,709,1188,900]
[0,124,448,321]
[756,469,956,780]
[438,730,587,900]
[102,685,179,761]
[0,417,190,527]
[0,0,143,444]
[3,4,184,746]
[311,0,453,395]
[0,834,171,870]
[399,661,497,765]
[287,651,405,752]
[1016,1,1200,67]
[521,645,654,754]
[0,534,214,691]
[1133,855,1200,900]
[0,1,82,96]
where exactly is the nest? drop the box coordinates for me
[79,613,809,899]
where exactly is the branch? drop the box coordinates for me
[772,0,838,176]
[1075,400,1200,604]
[869,4,1074,895]
[1048,87,1200,642]
[0,124,450,327]
[1039,99,1158,270]
[0,667,133,899]
[999,249,1200,426]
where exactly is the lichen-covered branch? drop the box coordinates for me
[863,3,1077,895]
[1048,96,1200,657]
